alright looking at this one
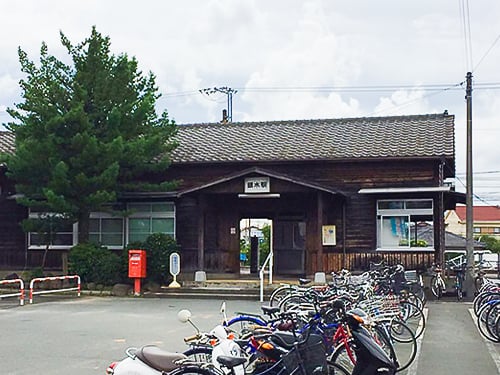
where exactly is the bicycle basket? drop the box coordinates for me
[281,333,328,375]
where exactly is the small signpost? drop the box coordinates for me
[169,252,181,288]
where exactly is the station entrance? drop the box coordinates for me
[238,215,306,276]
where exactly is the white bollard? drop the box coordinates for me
[314,272,326,284]
[194,271,207,283]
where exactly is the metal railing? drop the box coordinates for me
[0,279,25,306]
[259,251,273,302]
[29,275,81,304]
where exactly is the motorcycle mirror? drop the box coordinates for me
[178,309,201,334]
[177,309,192,323]
[220,301,228,324]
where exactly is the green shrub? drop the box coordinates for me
[125,234,179,285]
[69,243,122,285]
[145,233,179,284]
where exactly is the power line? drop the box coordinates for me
[473,32,500,73]
[199,87,238,122]
[459,0,474,72]
[162,81,500,100]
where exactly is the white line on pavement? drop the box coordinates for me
[405,307,428,375]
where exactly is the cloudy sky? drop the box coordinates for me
[1,0,499,205]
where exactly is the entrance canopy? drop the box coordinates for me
[178,166,346,198]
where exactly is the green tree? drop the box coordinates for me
[259,224,271,266]
[477,235,500,253]
[3,27,177,243]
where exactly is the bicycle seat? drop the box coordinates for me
[261,305,281,316]
[270,331,297,350]
[299,278,311,285]
[216,355,247,369]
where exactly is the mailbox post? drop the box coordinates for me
[128,249,147,295]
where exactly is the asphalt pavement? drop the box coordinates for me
[409,299,500,375]
[0,295,499,375]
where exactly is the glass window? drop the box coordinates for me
[378,201,404,210]
[127,202,175,244]
[406,200,433,209]
[379,216,410,247]
[27,212,75,249]
[90,216,124,247]
[377,199,434,250]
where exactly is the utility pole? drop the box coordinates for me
[465,71,475,299]
[199,86,238,122]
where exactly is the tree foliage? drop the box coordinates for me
[4,27,177,242]
[477,235,500,253]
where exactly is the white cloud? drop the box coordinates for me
[1,0,499,203]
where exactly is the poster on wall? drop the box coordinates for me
[322,225,336,246]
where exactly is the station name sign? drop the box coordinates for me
[244,177,270,193]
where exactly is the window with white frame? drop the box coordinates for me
[89,213,124,248]
[127,202,175,243]
[28,211,76,249]
[377,199,434,250]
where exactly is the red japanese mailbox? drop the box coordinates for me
[128,249,146,295]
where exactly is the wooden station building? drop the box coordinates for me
[0,112,465,276]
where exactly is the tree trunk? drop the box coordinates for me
[77,210,91,244]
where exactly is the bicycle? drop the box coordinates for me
[453,265,466,301]
[430,264,446,299]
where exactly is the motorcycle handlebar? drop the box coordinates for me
[184,334,201,343]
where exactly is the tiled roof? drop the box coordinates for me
[455,206,500,221]
[172,113,455,164]
[417,224,485,249]
[0,113,456,165]
[0,131,15,154]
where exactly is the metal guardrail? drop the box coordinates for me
[29,275,81,304]
[0,279,25,306]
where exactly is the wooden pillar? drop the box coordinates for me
[197,194,205,270]
[437,193,445,264]
[316,192,324,273]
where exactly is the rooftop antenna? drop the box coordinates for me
[199,86,237,122]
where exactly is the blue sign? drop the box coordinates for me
[170,253,180,276]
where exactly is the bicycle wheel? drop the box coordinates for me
[475,275,485,295]
[278,293,314,313]
[400,289,425,311]
[224,316,266,339]
[328,341,356,374]
[456,277,464,301]
[269,285,295,307]
[387,320,417,371]
[430,276,440,299]
[473,291,500,316]
[374,320,417,372]
[327,361,351,375]
[477,300,500,342]
[398,300,426,339]
[485,300,500,343]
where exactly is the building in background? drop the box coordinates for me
[445,206,500,240]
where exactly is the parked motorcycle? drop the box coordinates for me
[106,309,238,375]
[329,301,398,375]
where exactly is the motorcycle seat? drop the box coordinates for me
[136,345,187,372]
